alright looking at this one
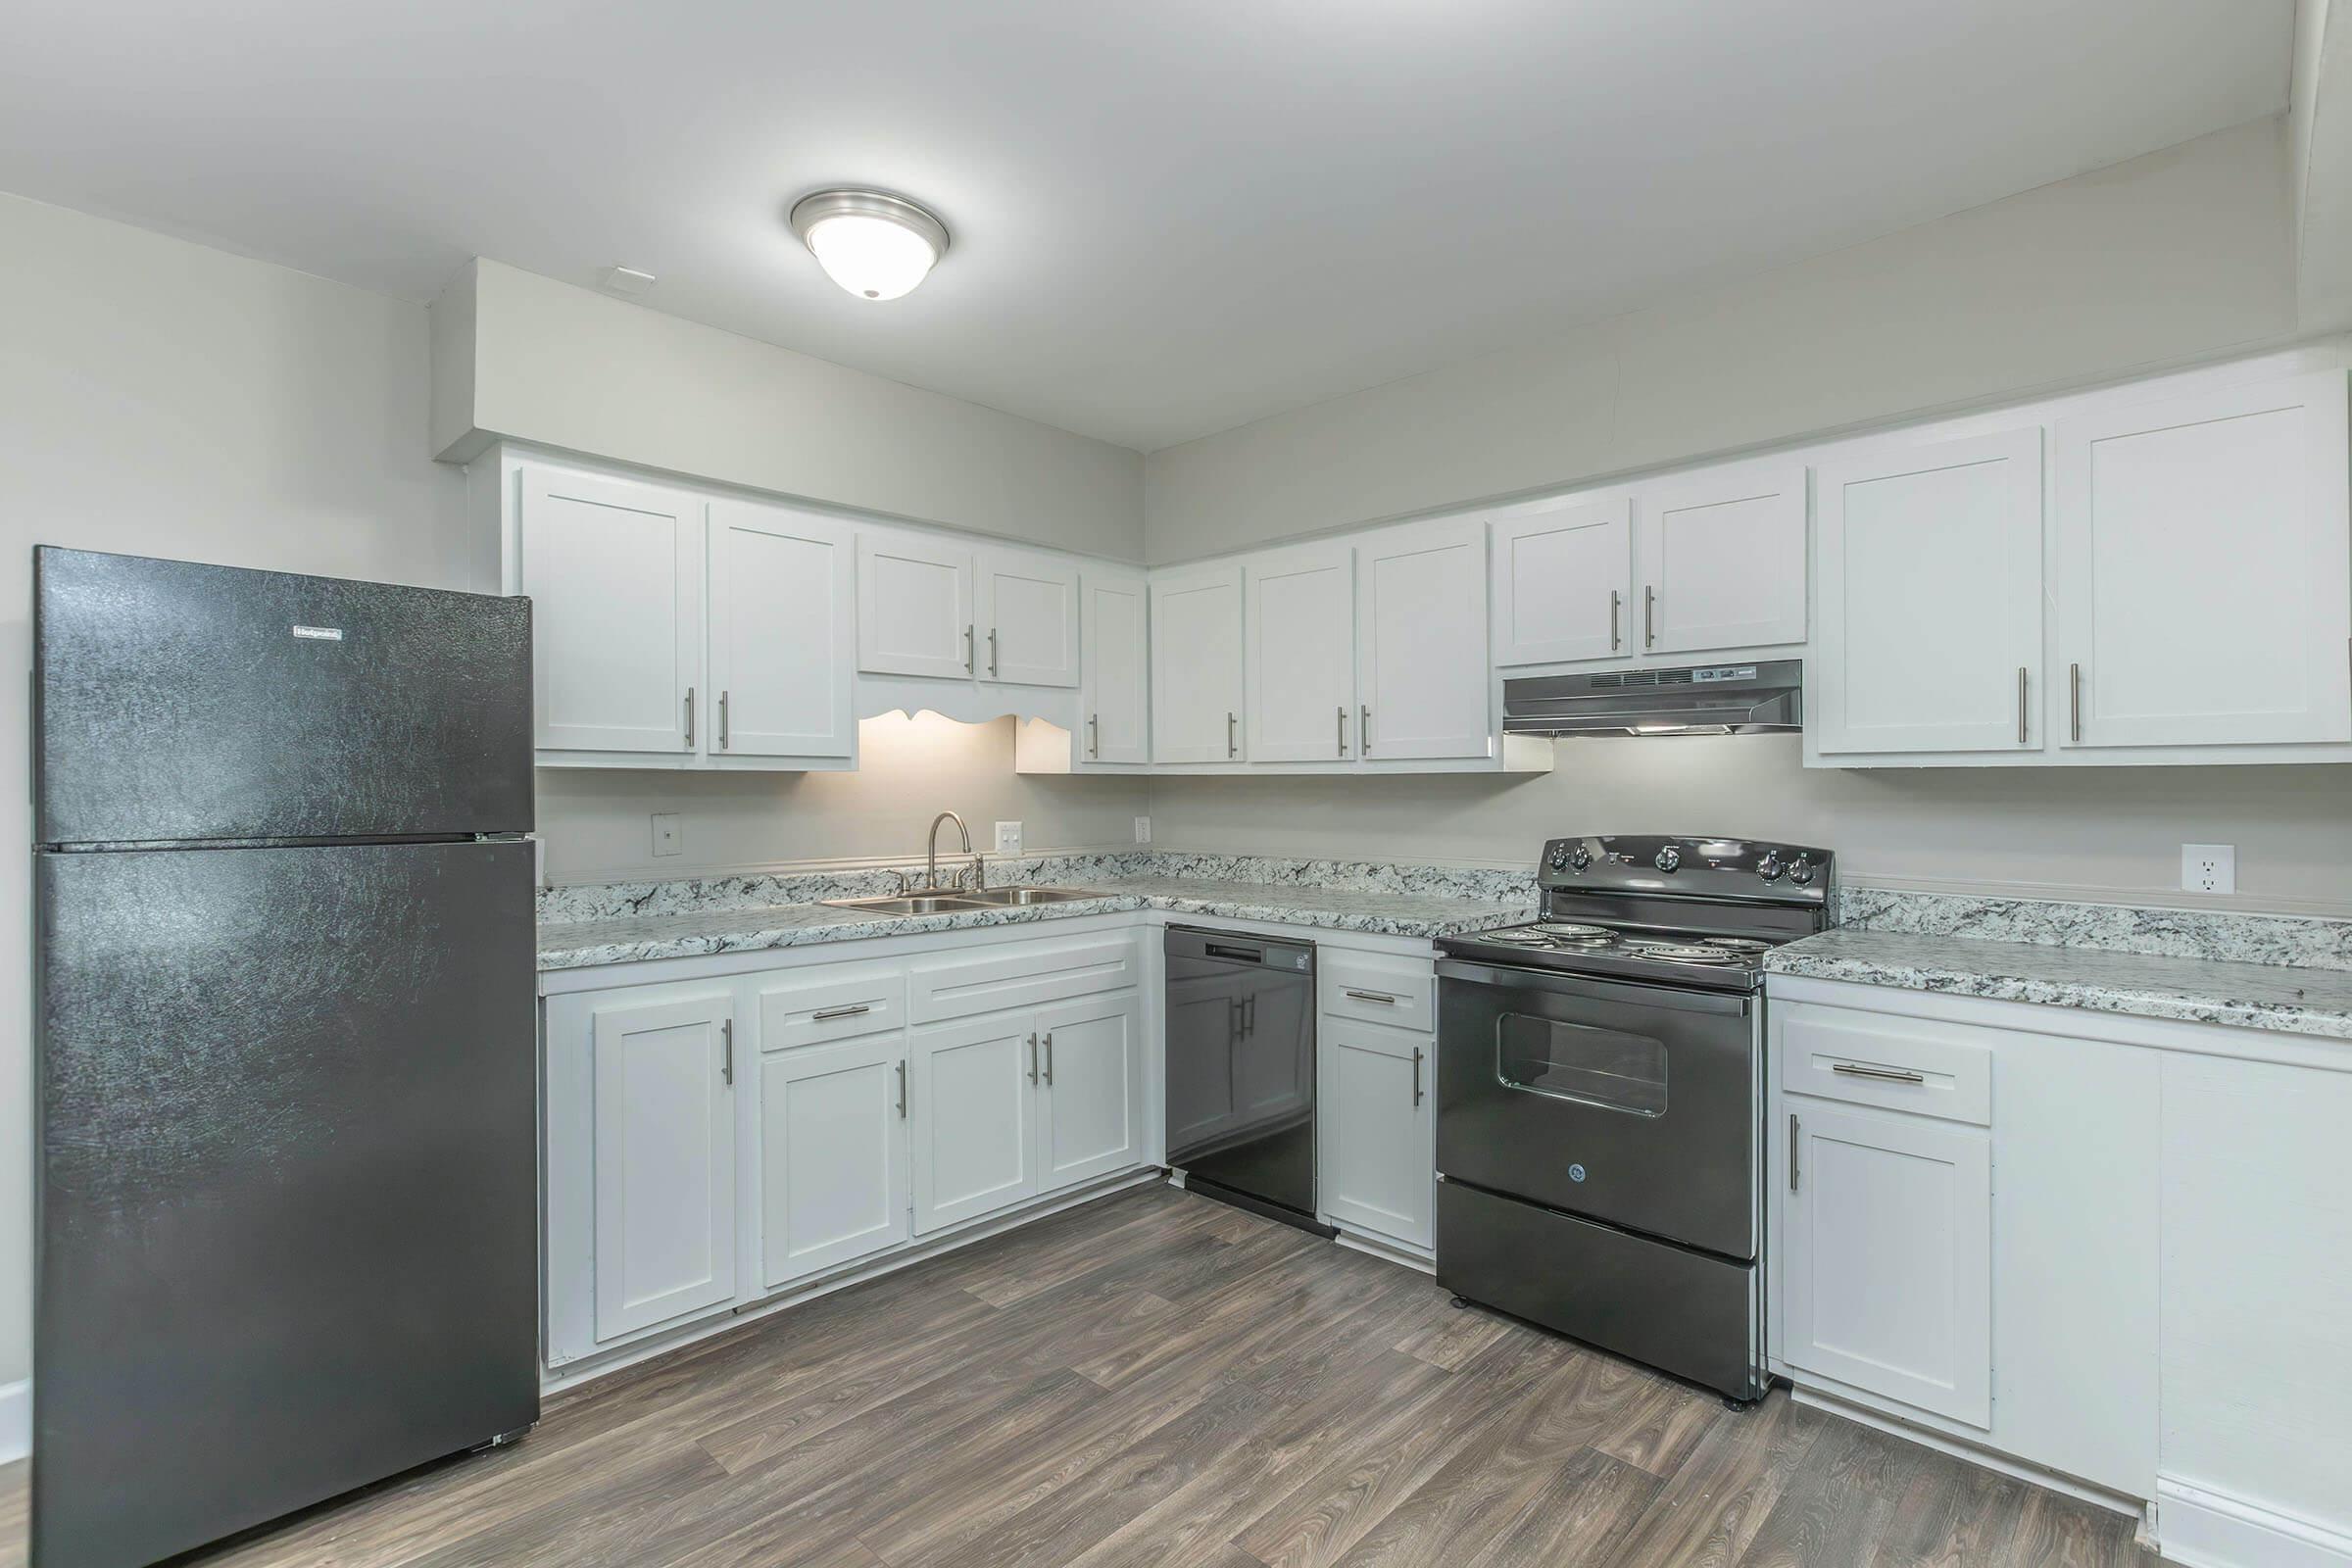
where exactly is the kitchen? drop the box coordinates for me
[5,4,2352,1566]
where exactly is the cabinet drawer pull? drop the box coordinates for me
[1344,988,1398,1004]
[811,1004,872,1022]
[1411,1046,1424,1106]
[897,1058,907,1119]
[1832,1061,1926,1085]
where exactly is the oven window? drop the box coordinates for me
[1496,1012,1668,1116]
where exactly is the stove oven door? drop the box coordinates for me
[1436,960,1755,1259]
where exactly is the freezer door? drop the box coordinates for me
[33,841,539,1568]
[34,547,531,844]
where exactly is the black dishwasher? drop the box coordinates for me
[1164,926,1331,1234]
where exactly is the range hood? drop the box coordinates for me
[1503,659,1803,737]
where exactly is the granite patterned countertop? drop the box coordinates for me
[538,871,1537,971]
[1767,920,2352,1041]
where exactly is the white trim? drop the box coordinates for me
[1789,1385,2140,1518]
[2156,1477,2352,1568]
[1330,1225,1436,1275]
[541,1168,1159,1396]
[0,1379,27,1463]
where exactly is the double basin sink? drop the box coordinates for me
[819,885,1111,916]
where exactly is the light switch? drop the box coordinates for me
[995,820,1023,857]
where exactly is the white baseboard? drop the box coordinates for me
[0,1379,27,1463]
[1788,1384,2140,1518]
[2157,1478,2352,1568]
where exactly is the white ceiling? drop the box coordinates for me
[1,1,2292,451]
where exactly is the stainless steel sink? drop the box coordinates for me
[956,886,1110,906]
[819,894,990,914]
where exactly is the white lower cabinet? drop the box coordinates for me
[1781,1101,1992,1428]
[1037,991,1146,1192]
[759,1035,910,1289]
[910,1015,1042,1234]
[1318,1014,1434,1250]
[586,987,740,1343]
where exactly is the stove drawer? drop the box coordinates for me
[1319,949,1435,1033]
[1777,1002,1992,1125]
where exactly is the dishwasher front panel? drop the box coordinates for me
[1164,927,1318,1224]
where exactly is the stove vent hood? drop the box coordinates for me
[1502,660,1802,737]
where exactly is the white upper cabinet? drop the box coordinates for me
[1356,518,1491,760]
[520,466,703,758]
[1078,570,1150,765]
[1813,429,2044,758]
[1246,544,1356,762]
[1491,498,1632,666]
[1634,463,1809,656]
[977,548,1081,688]
[1152,563,1247,763]
[2054,371,2352,750]
[708,500,857,761]
[858,531,975,680]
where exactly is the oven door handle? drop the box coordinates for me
[1436,958,1752,1017]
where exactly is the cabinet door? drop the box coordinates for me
[858,532,974,680]
[1782,1100,1990,1428]
[909,1016,1040,1233]
[1814,429,2043,757]
[708,500,856,760]
[2055,371,2352,748]
[520,466,703,756]
[1246,545,1356,762]
[1036,991,1144,1194]
[1356,519,1491,760]
[759,1036,910,1289]
[590,992,737,1341]
[1079,570,1150,764]
[979,549,1080,688]
[1151,564,1246,763]
[1634,464,1808,655]
[1319,1017,1434,1249]
[1492,498,1632,665]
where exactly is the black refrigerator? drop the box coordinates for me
[29,547,540,1568]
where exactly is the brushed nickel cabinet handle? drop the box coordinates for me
[2069,662,2082,743]
[1832,1061,1925,1085]
[1610,588,1622,652]
[2016,667,2027,745]
[1088,713,1100,759]
[1027,1031,1039,1084]
[1337,705,1348,757]
[811,1004,871,1022]
[964,624,975,672]
[1043,1031,1054,1086]
[719,690,730,750]
[896,1059,907,1119]
[1788,1113,1799,1192]
[1359,705,1371,754]
[1227,711,1238,758]
[988,627,999,677]
[720,1018,734,1086]
[1411,1046,1424,1106]
[683,686,696,749]
[1344,988,1397,1005]
[1644,585,1657,649]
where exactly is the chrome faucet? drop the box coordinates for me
[926,810,984,893]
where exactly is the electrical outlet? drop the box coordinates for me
[995,820,1023,857]
[1134,815,1152,845]
[2181,843,2234,895]
[652,812,682,858]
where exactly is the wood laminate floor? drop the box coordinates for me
[0,1184,2162,1568]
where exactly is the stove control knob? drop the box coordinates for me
[1546,846,1569,871]
[1653,846,1682,873]
[1568,845,1592,871]
[1757,853,1784,882]
[1788,856,1815,886]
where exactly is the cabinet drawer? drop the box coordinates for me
[909,934,1143,1024]
[757,961,906,1050]
[1778,1002,1992,1124]
[1319,948,1436,1033]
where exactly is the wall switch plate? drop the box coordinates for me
[1134,815,1152,845]
[2181,844,2234,895]
[652,812,682,858]
[995,820,1023,857]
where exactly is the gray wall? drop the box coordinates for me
[1144,119,2298,563]
[1145,742,2352,914]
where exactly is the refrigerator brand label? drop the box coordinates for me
[291,625,345,641]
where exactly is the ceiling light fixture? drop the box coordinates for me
[788,189,950,301]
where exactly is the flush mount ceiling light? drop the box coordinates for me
[789,189,950,301]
